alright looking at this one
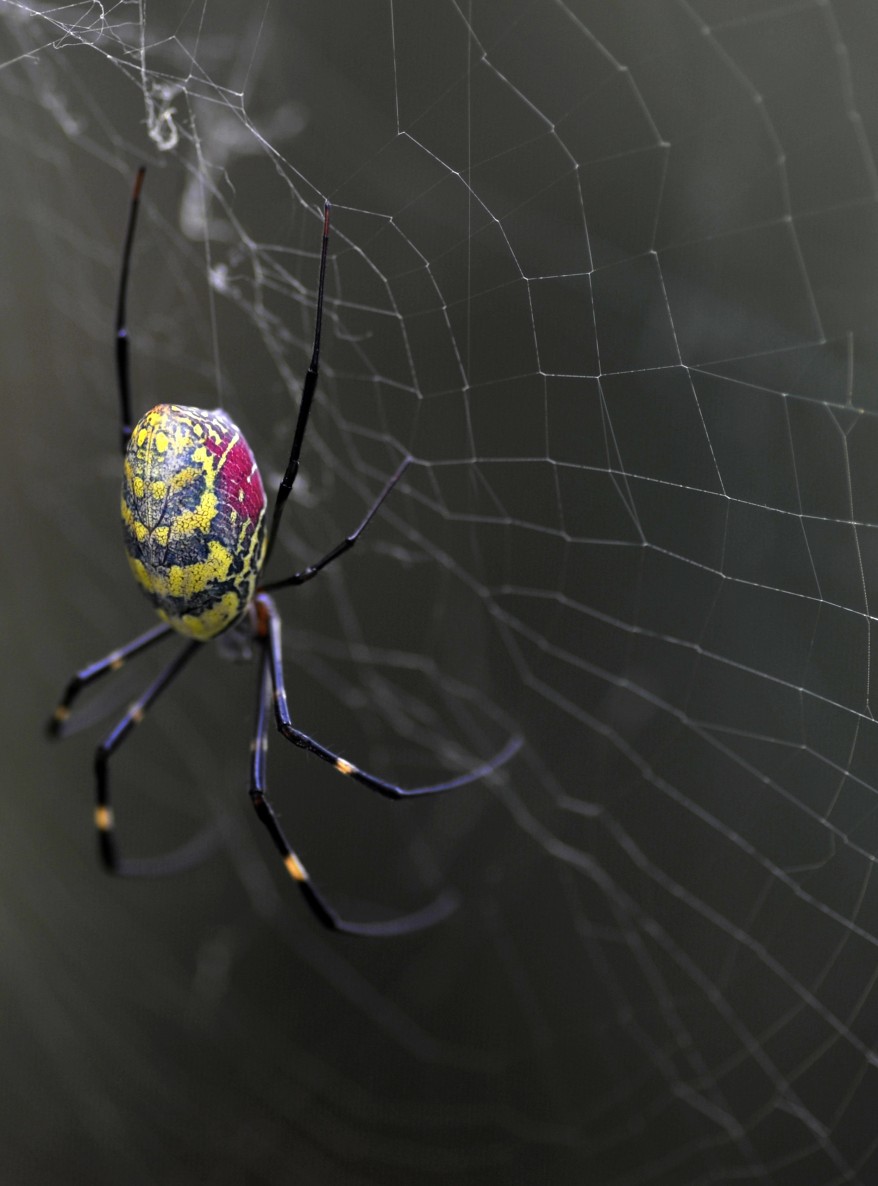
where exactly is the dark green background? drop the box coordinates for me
[4,2,878,1183]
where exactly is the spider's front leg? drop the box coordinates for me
[259,593,522,799]
[89,639,222,878]
[247,645,458,936]
[48,622,172,737]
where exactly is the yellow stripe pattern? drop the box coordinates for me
[121,404,267,641]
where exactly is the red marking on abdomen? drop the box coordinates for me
[219,436,266,524]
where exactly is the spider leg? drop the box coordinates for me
[258,592,522,799]
[249,649,458,936]
[115,166,146,455]
[94,639,221,877]
[48,621,173,737]
[262,202,331,572]
[262,457,411,592]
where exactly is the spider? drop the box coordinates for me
[48,168,521,937]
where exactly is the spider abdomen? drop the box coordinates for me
[121,404,267,641]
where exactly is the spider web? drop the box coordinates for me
[3,0,878,1183]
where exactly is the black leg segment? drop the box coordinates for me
[248,647,458,936]
[93,639,219,878]
[258,592,522,798]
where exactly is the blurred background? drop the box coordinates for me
[4,1,878,1182]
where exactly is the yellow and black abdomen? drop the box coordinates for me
[121,404,267,641]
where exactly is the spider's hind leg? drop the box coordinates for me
[263,456,411,593]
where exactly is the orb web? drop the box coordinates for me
[3,1,878,1183]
